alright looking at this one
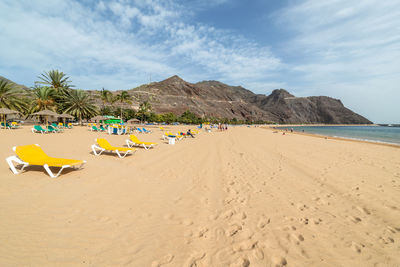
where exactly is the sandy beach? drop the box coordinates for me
[0,125,399,266]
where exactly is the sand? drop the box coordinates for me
[0,125,399,266]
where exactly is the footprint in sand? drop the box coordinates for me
[290,233,305,245]
[311,218,323,225]
[184,252,206,267]
[225,197,235,205]
[350,242,364,254]
[282,225,296,231]
[174,196,182,203]
[195,227,209,238]
[163,214,175,221]
[181,219,194,226]
[253,247,264,260]
[257,216,270,229]
[209,213,219,221]
[386,226,399,233]
[233,240,257,252]
[237,196,248,204]
[379,235,395,244]
[271,256,287,266]
[348,216,362,224]
[356,206,371,215]
[216,247,236,264]
[215,227,227,242]
[229,257,250,267]
[96,216,112,223]
[311,196,320,202]
[151,254,174,267]
[200,196,209,205]
[296,203,308,211]
[299,217,309,225]
[221,209,236,220]
[227,223,242,237]
[232,211,247,221]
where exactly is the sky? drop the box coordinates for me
[0,0,399,123]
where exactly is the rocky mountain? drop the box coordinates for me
[0,75,31,91]
[1,74,372,124]
[124,75,371,124]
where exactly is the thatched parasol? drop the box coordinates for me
[32,110,59,129]
[58,113,74,126]
[91,115,108,122]
[0,108,19,129]
[127,118,140,124]
[58,113,74,119]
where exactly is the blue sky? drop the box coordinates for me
[0,0,399,123]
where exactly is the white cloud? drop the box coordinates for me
[0,0,281,91]
[0,0,398,123]
[274,0,400,123]
[0,0,178,88]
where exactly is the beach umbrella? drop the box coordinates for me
[58,113,74,126]
[0,108,20,129]
[127,118,140,124]
[91,115,108,122]
[32,110,59,129]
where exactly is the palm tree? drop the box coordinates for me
[99,88,112,111]
[30,86,57,113]
[63,90,97,125]
[137,101,152,122]
[36,70,73,93]
[139,101,152,112]
[0,80,28,113]
[115,91,131,123]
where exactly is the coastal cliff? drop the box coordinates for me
[1,75,372,124]
[125,75,372,124]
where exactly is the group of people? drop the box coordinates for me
[218,123,228,131]
[178,129,195,138]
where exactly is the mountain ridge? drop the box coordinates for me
[0,74,372,124]
[126,76,371,124]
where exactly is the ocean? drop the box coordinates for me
[276,126,400,145]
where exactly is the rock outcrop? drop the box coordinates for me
[1,74,372,124]
[126,76,372,124]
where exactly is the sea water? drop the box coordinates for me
[277,126,400,145]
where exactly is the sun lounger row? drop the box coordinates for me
[136,127,152,134]
[1,122,20,129]
[6,144,86,178]
[89,125,153,135]
[32,125,64,133]
[161,129,199,140]
[91,125,107,132]
[55,122,72,129]
[31,123,73,133]
[5,135,158,178]
[7,127,198,178]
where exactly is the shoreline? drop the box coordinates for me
[263,126,400,148]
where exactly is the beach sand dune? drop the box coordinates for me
[0,126,399,266]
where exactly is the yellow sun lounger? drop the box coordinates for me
[126,135,157,150]
[162,132,184,141]
[92,138,134,158]
[6,144,86,178]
